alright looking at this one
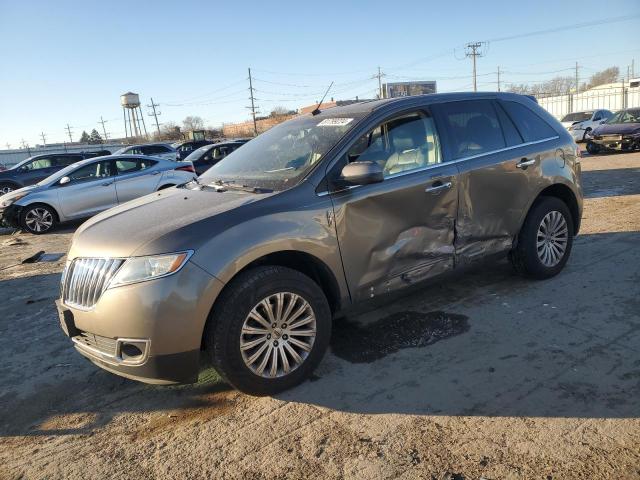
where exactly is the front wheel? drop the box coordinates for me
[20,204,57,234]
[586,141,600,155]
[510,197,574,279]
[0,182,16,195]
[206,265,331,396]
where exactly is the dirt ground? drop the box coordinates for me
[0,148,639,480]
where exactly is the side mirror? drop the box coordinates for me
[59,176,71,185]
[336,161,384,187]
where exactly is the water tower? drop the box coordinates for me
[121,92,148,139]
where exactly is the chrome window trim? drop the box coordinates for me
[317,135,559,197]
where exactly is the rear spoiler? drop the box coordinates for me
[524,95,538,104]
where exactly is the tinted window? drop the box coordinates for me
[344,111,442,178]
[67,161,114,182]
[115,158,157,174]
[143,145,171,155]
[439,100,505,159]
[495,103,523,146]
[55,155,83,166]
[500,101,557,142]
[593,111,603,121]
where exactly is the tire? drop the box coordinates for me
[206,265,331,396]
[0,182,17,195]
[586,141,600,155]
[510,197,574,279]
[20,203,57,234]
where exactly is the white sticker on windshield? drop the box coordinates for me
[318,118,354,127]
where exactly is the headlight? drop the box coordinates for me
[108,251,192,288]
[1,192,28,207]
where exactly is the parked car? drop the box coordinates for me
[113,143,177,161]
[0,152,109,195]
[174,140,215,161]
[0,155,195,234]
[55,93,582,395]
[184,141,245,175]
[560,109,613,142]
[586,107,640,154]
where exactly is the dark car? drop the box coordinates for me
[57,93,583,395]
[587,108,640,154]
[0,152,108,194]
[174,140,215,161]
[184,141,244,175]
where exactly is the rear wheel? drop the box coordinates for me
[510,197,574,279]
[20,204,57,234]
[586,141,600,155]
[206,266,331,396]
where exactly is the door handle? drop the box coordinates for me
[151,171,160,175]
[425,181,452,194]
[516,158,536,169]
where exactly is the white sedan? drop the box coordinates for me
[560,110,613,142]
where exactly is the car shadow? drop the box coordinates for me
[581,167,640,198]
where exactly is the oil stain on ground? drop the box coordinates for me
[331,311,469,363]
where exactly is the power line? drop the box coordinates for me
[373,66,386,99]
[40,132,47,146]
[98,116,109,141]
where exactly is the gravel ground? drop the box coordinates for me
[0,149,639,480]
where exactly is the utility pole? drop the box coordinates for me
[21,139,31,156]
[465,42,485,92]
[40,132,47,147]
[5,143,10,150]
[575,62,579,93]
[632,58,635,78]
[65,123,73,143]
[98,116,109,141]
[497,66,501,92]
[374,66,386,99]
[248,67,258,136]
[147,98,162,137]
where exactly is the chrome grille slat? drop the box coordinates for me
[63,257,124,309]
[76,331,117,356]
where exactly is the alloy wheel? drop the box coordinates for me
[0,185,13,195]
[536,210,568,267]
[24,207,53,233]
[240,292,316,378]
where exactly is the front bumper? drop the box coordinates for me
[591,136,639,151]
[57,260,225,384]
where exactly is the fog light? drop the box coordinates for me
[117,340,148,362]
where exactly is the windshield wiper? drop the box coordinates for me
[208,179,273,194]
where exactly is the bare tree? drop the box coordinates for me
[182,116,204,131]
[153,121,182,141]
[270,106,290,117]
[585,67,620,89]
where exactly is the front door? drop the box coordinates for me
[328,109,459,302]
[57,160,118,219]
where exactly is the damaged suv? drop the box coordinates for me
[57,93,582,395]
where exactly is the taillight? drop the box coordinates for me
[175,164,195,173]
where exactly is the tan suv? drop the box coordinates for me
[57,93,583,395]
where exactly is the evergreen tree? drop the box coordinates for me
[88,129,103,144]
[79,131,90,143]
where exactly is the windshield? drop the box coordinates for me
[606,109,640,124]
[10,157,36,170]
[561,112,592,123]
[35,159,93,186]
[199,114,364,191]
[113,147,129,155]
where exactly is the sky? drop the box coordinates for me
[0,0,638,148]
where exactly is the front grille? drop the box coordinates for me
[63,257,124,309]
[74,330,117,356]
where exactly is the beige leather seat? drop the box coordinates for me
[384,121,428,176]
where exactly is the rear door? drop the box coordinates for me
[57,160,118,219]
[113,157,161,203]
[432,98,559,264]
[328,108,459,301]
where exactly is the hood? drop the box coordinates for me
[594,123,640,135]
[561,121,582,128]
[0,184,41,205]
[69,186,275,259]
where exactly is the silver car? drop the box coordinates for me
[0,155,196,233]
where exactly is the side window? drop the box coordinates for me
[438,100,506,159]
[55,155,82,167]
[67,161,114,182]
[128,147,143,155]
[500,101,557,142]
[593,111,602,121]
[116,159,157,173]
[343,111,442,178]
[495,103,524,146]
[25,158,54,170]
